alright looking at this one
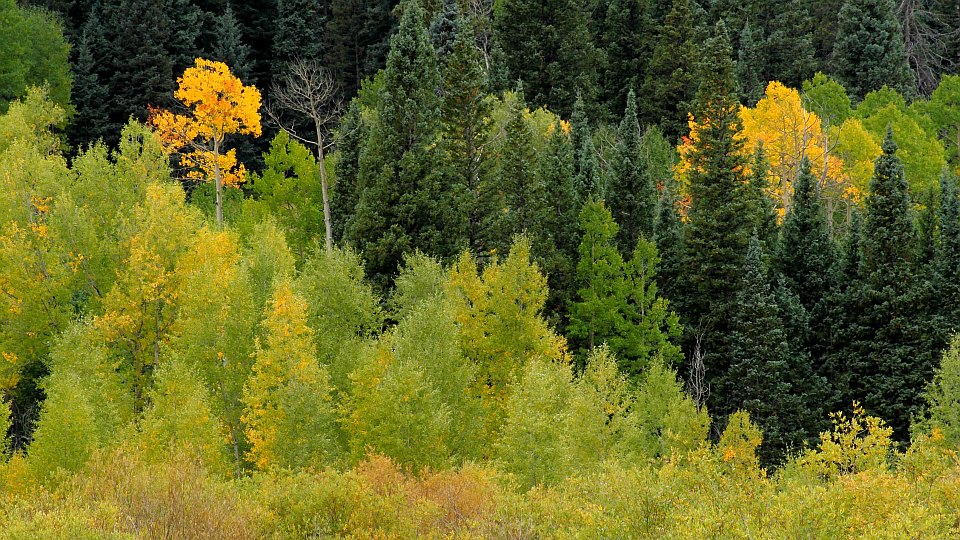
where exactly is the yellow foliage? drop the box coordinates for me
[149,58,261,188]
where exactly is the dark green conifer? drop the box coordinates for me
[600,0,655,114]
[213,3,253,80]
[607,89,657,253]
[832,0,914,100]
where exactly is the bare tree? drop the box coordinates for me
[898,0,960,96]
[687,329,709,413]
[268,59,344,250]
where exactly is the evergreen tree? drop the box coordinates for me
[600,0,655,114]
[607,90,657,253]
[429,0,459,57]
[743,143,778,250]
[68,2,110,148]
[774,158,834,313]
[330,100,365,244]
[654,181,685,307]
[832,0,914,100]
[935,170,960,335]
[574,135,603,204]
[441,16,492,258]
[493,0,601,116]
[570,92,591,177]
[347,0,460,290]
[727,235,801,464]
[273,0,326,74]
[764,0,817,88]
[736,20,765,106]
[640,0,705,141]
[164,0,203,74]
[681,22,753,417]
[851,130,934,440]
[213,2,253,81]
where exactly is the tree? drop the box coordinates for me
[832,0,914,100]
[242,281,339,470]
[569,201,682,378]
[68,3,110,147]
[150,58,263,227]
[0,0,71,112]
[736,20,765,106]
[429,0,460,57]
[680,22,753,412]
[727,235,805,464]
[272,0,326,72]
[600,0,655,114]
[493,0,601,117]
[330,100,365,243]
[763,0,817,88]
[918,335,960,446]
[654,181,685,307]
[440,16,491,258]
[347,0,459,290]
[607,89,657,252]
[639,0,704,141]
[934,170,960,335]
[212,2,253,81]
[269,59,343,249]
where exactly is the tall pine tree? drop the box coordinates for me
[832,0,914,100]
[607,89,657,253]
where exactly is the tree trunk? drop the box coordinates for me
[213,138,224,228]
[316,123,333,250]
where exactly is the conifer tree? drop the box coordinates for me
[493,0,601,116]
[850,129,934,439]
[574,136,604,204]
[330,100,365,243]
[832,0,914,100]
[607,90,657,253]
[742,143,778,250]
[429,0,459,57]
[935,171,960,335]
[681,22,753,410]
[570,93,590,178]
[764,0,817,88]
[727,235,801,464]
[213,3,253,81]
[654,182,685,307]
[640,0,705,141]
[736,20,765,106]
[441,16,492,258]
[68,3,110,148]
[600,0,655,114]
[273,0,326,75]
[347,0,460,290]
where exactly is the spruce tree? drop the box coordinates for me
[681,22,753,416]
[570,92,591,177]
[832,0,914,100]
[493,0,601,116]
[213,3,253,81]
[429,0,459,57]
[273,0,326,72]
[764,0,817,88]
[736,20,765,106]
[935,170,960,335]
[654,181,685,307]
[607,89,657,253]
[742,143,778,251]
[640,0,705,141]
[68,2,110,148]
[331,100,365,244]
[347,0,460,290]
[600,0,655,114]
[853,129,935,440]
[575,135,604,204]
[441,16,491,258]
[728,235,804,464]
[538,121,579,328]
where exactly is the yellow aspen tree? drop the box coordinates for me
[149,58,262,227]
[242,281,337,470]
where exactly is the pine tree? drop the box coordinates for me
[164,0,203,75]
[743,143,778,250]
[493,0,601,116]
[832,0,914,100]
[607,89,657,253]
[213,3,253,81]
[570,92,591,177]
[764,0,817,88]
[640,0,705,141]
[347,0,460,290]
[728,235,802,464]
[574,135,603,204]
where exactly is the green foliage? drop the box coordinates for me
[0,0,72,112]
[607,89,657,251]
[917,336,960,447]
[249,131,323,262]
[802,72,853,126]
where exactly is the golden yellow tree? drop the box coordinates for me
[150,58,262,227]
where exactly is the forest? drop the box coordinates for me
[3,0,960,536]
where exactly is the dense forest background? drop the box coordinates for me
[4,0,960,536]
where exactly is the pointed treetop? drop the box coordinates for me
[882,125,897,155]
